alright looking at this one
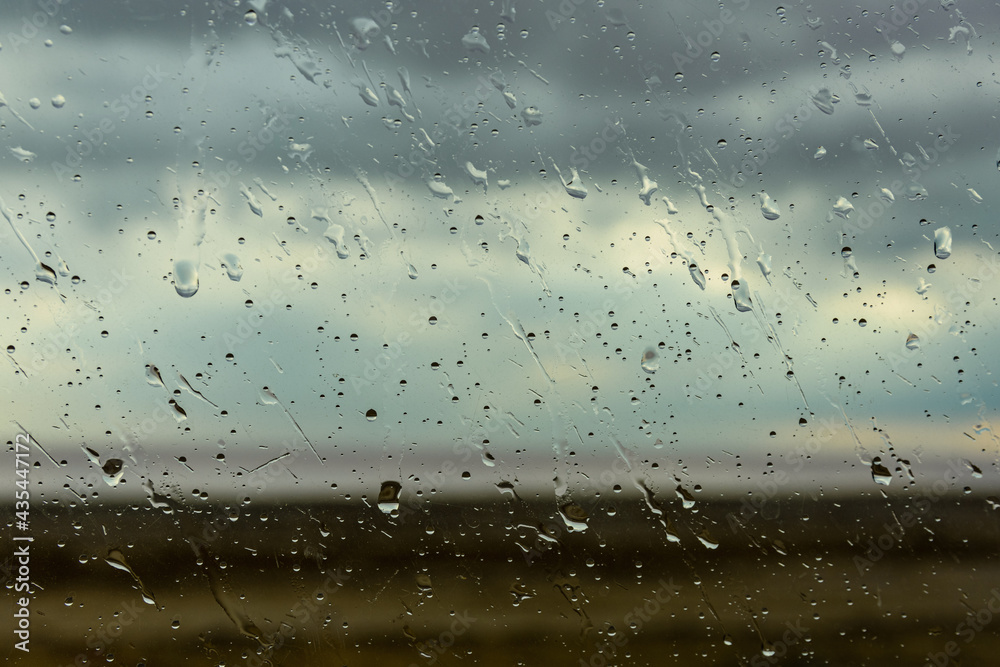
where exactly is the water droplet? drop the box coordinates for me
[378,481,401,514]
[640,348,659,374]
[461,27,490,54]
[688,262,706,290]
[731,279,753,312]
[35,263,57,284]
[106,548,158,607]
[756,253,772,278]
[244,9,258,25]
[933,226,952,259]
[871,458,892,485]
[102,458,124,486]
[832,196,854,218]
[521,106,543,126]
[759,192,780,220]
[366,409,378,422]
[51,94,66,108]
[221,253,243,281]
[696,530,719,549]
[811,88,837,115]
[173,260,199,297]
[559,502,589,533]
[905,333,920,350]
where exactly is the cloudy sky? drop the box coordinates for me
[2,0,998,505]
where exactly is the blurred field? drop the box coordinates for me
[5,492,1000,666]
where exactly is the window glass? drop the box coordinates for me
[3,1,999,664]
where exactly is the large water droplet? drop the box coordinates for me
[221,253,243,281]
[871,458,892,486]
[521,106,543,126]
[378,481,401,515]
[559,502,589,533]
[933,226,952,259]
[461,27,490,54]
[759,192,780,220]
[688,262,706,290]
[102,458,124,487]
[832,196,854,218]
[731,279,753,312]
[640,348,659,374]
[173,260,199,297]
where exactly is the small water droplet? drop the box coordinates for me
[366,409,378,422]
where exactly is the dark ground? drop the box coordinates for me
[4,491,1000,666]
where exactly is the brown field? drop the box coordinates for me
[5,493,1000,666]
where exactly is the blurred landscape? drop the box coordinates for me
[3,0,1000,665]
[5,492,1000,666]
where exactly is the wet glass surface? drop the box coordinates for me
[2,1,1000,664]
